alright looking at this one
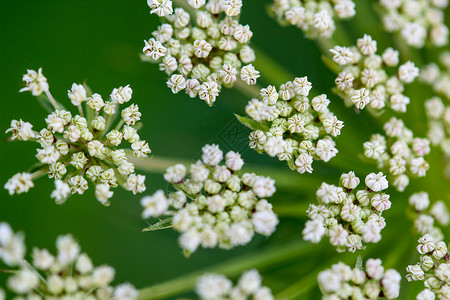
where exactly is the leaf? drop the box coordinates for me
[142,217,173,232]
[234,114,270,131]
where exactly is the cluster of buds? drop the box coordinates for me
[424,97,450,156]
[4,69,150,205]
[363,117,430,191]
[421,52,450,101]
[378,0,449,48]
[329,34,420,112]
[303,171,390,252]
[244,77,343,174]
[406,234,450,300]
[196,269,273,300]
[269,0,356,39]
[140,144,278,255]
[0,222,137,300]
[408,192,449,241]
[143,0,259,106]
[318,259,401,299]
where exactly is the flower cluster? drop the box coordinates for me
[269,0,356,39]
[196,269,273,300]
[0,222,137,300]
[423,97,450,158]
[421,52,450,101]
[378,0,449,48]
[408,192,449,241]
[303,171,390,252]
[143,0,259,106]
[244,77,343,174]
[140,144,278,255]
[4,69,150,205]
[363,117,430,191]
[329,34,419,112]
[318,259,401,299]
[406,234,450,300]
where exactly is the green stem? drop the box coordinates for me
[137,241,315,299]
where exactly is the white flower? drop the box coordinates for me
[303,219,325,243]
[19,68,49,96]
[357,34,377,55]
[401,22,426,47]
[417,289,436,300]
[143,38,167,60]
[164,164,186,183]
[68,83,87,106]
[252,211,278,236]
[7,269,39,294]
[398,61,419,83]
[198,81,220,105]
[56,235,80,266]
[95,184,114,205]
[5,119,34,141]
[340,171,360,189]
[223,0,242,16]
[366,258,384,280]
[111,85,133,104]
[323,116,344,137]
[409,192,430,212]
[148,0,173,17]
[92,265,115,286]
[225,151,244,171]
[240,64,260,85]
[114,283,139,300]
[202,144,223,166]
[196,274,232,300]
[141,190,169,218]
[253,176,276,198]
[50,180,71,204]
[351,88,371,109]
[330,46,353,65]
[417,234,435,254]
[124,174,146,195]
[238,269,261,295]
[365,172,388,192]
[122,104,141,125]
[4,172,34,195]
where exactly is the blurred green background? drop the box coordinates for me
[1,0,449,299]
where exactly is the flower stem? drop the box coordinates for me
[137,241,315,299]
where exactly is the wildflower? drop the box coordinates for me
[329,35,419,113]
[270,0,355,39]
[303,171,391,252]
[144,1,258,105]
[141,144,278,255]
[0,222,137,299]
[243,77,343,173]
[363,118,430,191]
[318,260,400,299]
[378,0,449,47]
[196,269,273,300]
[4,69,150,205]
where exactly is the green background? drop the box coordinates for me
[0,0,449,298]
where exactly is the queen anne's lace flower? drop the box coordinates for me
[243,77,343,174]
[318,259,400,299]
[196,269,273,300]
[143,0,258,106]
[0,222,137,299]
[363,117,430,191]
[407,234,450,299]
[4,69,150,205]
[303,171,391,252]
[378,0,449,48]
[141,144,278,255]
[270,0,356,39]
[330,35,419,113]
